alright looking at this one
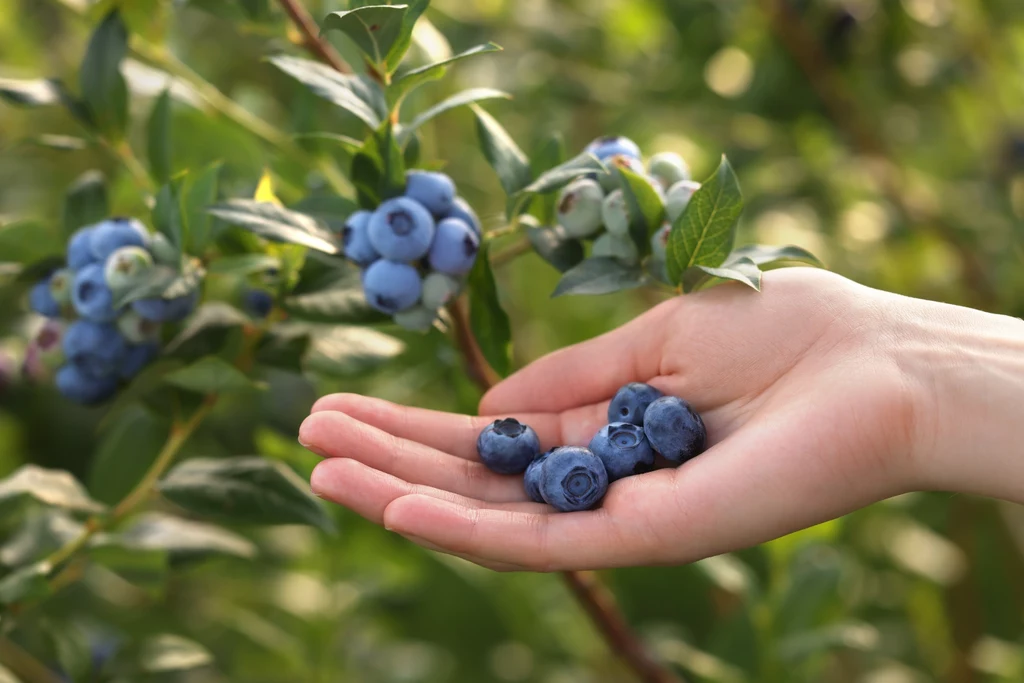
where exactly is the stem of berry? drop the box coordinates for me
[275,0,351,75]
[448,298,683,683]
[0,636,66,683]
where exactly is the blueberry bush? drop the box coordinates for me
[2,1,1024,682]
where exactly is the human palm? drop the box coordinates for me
[301,268,922,571]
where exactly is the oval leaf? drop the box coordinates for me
[472,105,532,200]
[390,42,502,104]
[511,152,605,217]
[616,162,666,254]
[139,635,213,674]
[163,356,259,394]
[383,0,430,71]
[305,325,405,376]
[682,257,763,293]
[400,88,510,143]
[283,285,386,324]
[666,155,744,284]
[0,561,52,606]
[158,456,334,531]
[146,89,172,183]
[551,257,646,298]
[62,170,108,237]
[525,225,584,273]
[79,10,129,136]
[269,55,384,129]
[323,5,409,66]
[467,241,512,377]
[0,465,105,515]
[0,78,62,107]
[117,512,256,561]
[726,244,824,269]
[207,199,341,255]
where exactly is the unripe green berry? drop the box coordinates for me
[421,272,461,311]
[48,268,74,307]
[648,152,691,189]
[556,178,604,238]
[601,189,630,236]
[592,232,639,265]
[393,306,437,332]
[104,246,154,296]
[117,310,163,344]
[650,222,671,262]
[666,180,701,223]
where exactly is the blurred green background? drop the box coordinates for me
[2,0,1024,681]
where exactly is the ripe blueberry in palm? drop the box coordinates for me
[362,260,422,314]
[589,422,655,481]
[341,209,378,267]
[608,382,664,425]
[539,447,609,512]
[404,170,455,217]
[523,450,551,503]
[428,217,479,275]
[367,197,436,261]
[643,395,707,464]
[556,178,604,238]
[476,418,541,475]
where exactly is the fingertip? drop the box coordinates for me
[311,392,362,414]
[309,458,336,497]
[383,493,468,533]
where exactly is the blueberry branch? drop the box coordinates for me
[0,636,66,683]
[448,299,683,683]
[274,0,351,76]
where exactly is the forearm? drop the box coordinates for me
[899,299,1024,503]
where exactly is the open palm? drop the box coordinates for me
[300,268,922,571]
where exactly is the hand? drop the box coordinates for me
[299,268,1024,571]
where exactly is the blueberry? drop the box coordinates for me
[367,197,436,261]
[62,320,127,380]
[585,136,642,162]
[90,217,149,262]
[104,246,154,296]
[48,268,74,307]
[72,263,120,322]
[665,180,701,223]
[404,170,455,217]
[447,197,481,236]
[476,418,541,475]
[539,447,609,512]
[428,218,479,275]
[647,152,690,189]
[119,342,159,380]
[608,382,664,425]
[55,364,118,404]
[420,272,460,310]
[116,310,162,344]
[362,260,422,314]
[591,232,639,265]
[643,395,707,464]
[601,189,630,236]
[23,321,66,378]
[341,209,379,267]
[242,288,274,319]
[393,305,436,332]
[132,290,198,323]
[589,422,655,481]
[29,280,62,318]
[556,178,604,238]
[598,154,647,193]
[523,450,551,503]
[67,225,98,270]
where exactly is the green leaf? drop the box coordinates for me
[472,105,531,199]
[525,224,584,273]
[206,254,281,277]
[0,77,61,107]
[62,170,108,237]
[726,244,824,269]
[351,152,382,208]
[0,561,52,606]
[682,257,763,293]
[666,155,743,284]
[87,542,168,596]
[529,132,566,225]
[139,635,213,673]
[182,161,222,253]
[0,220,62,265]
[294,132,363,157]
[290,193,360,233]
[165,302,249,353]
[390,42,503,104]
[146,89,172,183]
[208,200,341,254]
[305,325,405,376]
[283,283,387,324]
[373,122,405,200]
[467,241,511,376]
[383,0,430,71]
[79,10,129,137]
[616,162,666,254]
[163,356,259,394]
[108,264,179,309]
[322,5,409,66]
[153,182,185,253]
[551,257,646,298]
[268,54,385,129]
[98,359,185,432]
[0,465,105,515]
[510,152,605,216]
[400,88,510,143]
[89,406,166,505]
[0,509,84,568]
[158,456,334,531]
[21,134,88,152]
[116,512,256,562]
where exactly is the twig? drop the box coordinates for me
[756,0,998,309]
[275,0,350,74]
[0,636,66,683]
[448,297,682,683]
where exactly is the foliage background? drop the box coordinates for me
[1,0,1023,681]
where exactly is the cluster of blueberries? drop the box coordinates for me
[476,382,707,512]
[26,218,198,404]
[340,170,481,331]
[558,136,699,272]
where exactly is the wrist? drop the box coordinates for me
[901,301,1024,502]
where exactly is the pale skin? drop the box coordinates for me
[299,268,1024,572]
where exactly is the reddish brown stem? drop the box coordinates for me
[448,297,682,683]
[275,0,351,75]
[757,0,998,310]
